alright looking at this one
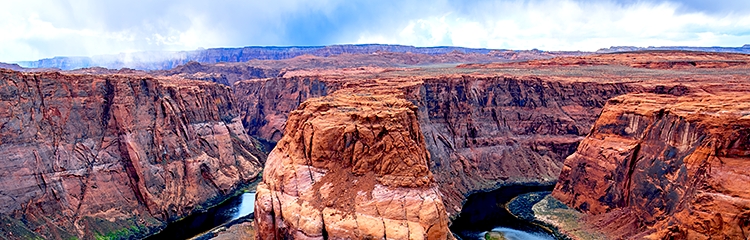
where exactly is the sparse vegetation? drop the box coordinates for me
[485,231,507,240]
[84,216,160,240]
[94,225,146,240]
[0,214,46,240]
[531,195,606,240]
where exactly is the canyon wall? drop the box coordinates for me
[553,93,750,239]
[0,69,264,239]
[412,76,634,213]
[235,76,340,144]
[159,61,282,86]
[254,91,451,239]
[236,74,636,215]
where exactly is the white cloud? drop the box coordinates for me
[1,0,750,62]
[356,0,750,51]
[0,1,217,62]
[0,0,341,62]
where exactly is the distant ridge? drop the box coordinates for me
[15,44,750,71]
[15,44,507,71]
[597,44,750,54]
[0,62,25,71]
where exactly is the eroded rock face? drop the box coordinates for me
[0,69,264,239]
[159,61,282,86]
[254,91,452,239]
[413,77,633,213]
[235,76,338,144]
[237,75,635,215]
[553,93,750,239]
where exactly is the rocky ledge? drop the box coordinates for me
[553,92,750,239]
[254,90,452,239]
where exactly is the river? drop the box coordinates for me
[145,192,255,240]
[148,184,556,239]
[449,184,558,240]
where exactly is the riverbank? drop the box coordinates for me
[144,191,256,239]
[449,184,557,240]
[192,213,256,240]
[506,191,570,240]
[513,194,606,240]
[145,179,261,239]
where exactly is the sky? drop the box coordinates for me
[1,0,750,62]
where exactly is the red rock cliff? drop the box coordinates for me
[553,92,750,239]
[236,74,634,215]
[235,76,338,144]
[254,91,452,239]
[412,76,633,213]
[0,69,264,239]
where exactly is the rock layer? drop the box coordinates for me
[237,74,635,215]
[413,77,633,213]
[0,69,264,239]
[254,91,451,239]
[553,92,750,239]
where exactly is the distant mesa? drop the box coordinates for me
[14,44,505,71]
[596,45,750,54]
[10,44,750,71]
[0,62,25,71]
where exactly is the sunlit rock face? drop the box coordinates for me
[254,91,452,240]
[0,69,264,239]
[553,93,750,239]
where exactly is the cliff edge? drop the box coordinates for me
[553,92,750,239]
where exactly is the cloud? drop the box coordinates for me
[0,0,344,61]
[355,0,750,50]
[1,0,749,62]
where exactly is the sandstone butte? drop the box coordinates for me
[0,69,264,239]
[255,91,451,239]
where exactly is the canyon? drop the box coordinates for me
[1,48,750,239]
[240,51,750,239]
